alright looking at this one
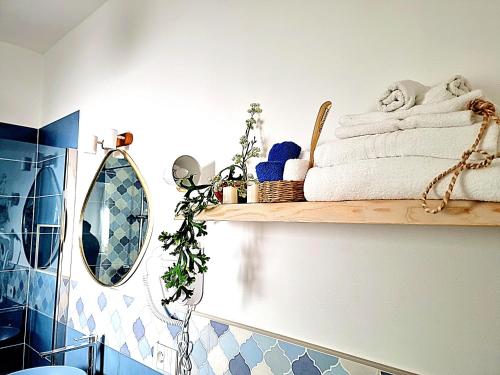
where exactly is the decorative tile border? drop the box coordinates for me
[66,277,393,375]
[0,269,29,306]
[29,270,57,316]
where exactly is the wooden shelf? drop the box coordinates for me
[195,200,500,226]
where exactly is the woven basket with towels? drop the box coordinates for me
[258,101,332,203]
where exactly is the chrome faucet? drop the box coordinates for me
[40,334,98,375]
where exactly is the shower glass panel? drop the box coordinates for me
[0,123,38,374]
[0,113,79,374]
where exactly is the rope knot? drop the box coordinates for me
[468,98,496,117]
[422,98,499,214]
[463,150,494,169]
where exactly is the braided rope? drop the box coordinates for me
[177,305,194,375]
[421,99,500,214]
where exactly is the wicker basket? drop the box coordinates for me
[259,180,305,203]
[257,101,332,203]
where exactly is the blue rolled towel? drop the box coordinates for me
[256,161,285,182]
[268,141,301,162]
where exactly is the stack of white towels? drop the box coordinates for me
[304,75,500,202]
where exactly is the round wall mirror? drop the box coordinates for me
[80,149,152,286]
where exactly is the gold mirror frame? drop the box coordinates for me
[79,149,153,287]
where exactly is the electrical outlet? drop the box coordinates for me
[6,285,14,298]
[155,342,177,374]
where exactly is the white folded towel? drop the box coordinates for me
[377,80,429,112]
[335,110,478,139]
[304,157,500,202]
[318,123,499,167]
[283,159,310,181]
[340,90,483,126]
[422,75,471,104]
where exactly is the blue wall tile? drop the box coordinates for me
[99,345,120,375]
[24,343,52,369]
[0,138,37,163]
[62,324,89,370]
[29,272,57,316]
[0,343,25,373]
[39,112,79,149]
[62,323,161,375]
[0,270,29,305]
[0,308,25,346]
[38,146,66,162]
[118,350,161,375]
[0,159,36,198]
[27,308,54,354]
[0,122,37,144]
[291,352,322,375]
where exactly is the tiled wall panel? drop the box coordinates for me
[67,278,392,375]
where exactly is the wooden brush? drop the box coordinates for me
[309,101,332,168]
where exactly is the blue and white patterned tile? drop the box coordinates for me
[263,344,291,374]
[307,349,339,372]
[29,271,56,316]
[133,317,146,341]
[192,339,208,368]
[210,320,229,337]
[219,331,240,360]
[87,314,97,332]
[65,275,391,375]
[240,336,263,369]
[165,322,181,340]
[110,310,122,332]
[120,343,131,357]
[0,269,29,306]
[200,323,219,353]
[189,314,207,342]
[323,362,350,375]
[138,336,152,359]
[340,358,381,375]
[252,360,274,374]
[206,344,228,374]
[123,295,134,307]
[229,353,251,375]
[56,276,70,322]
[97,292,107,311]
[253,333,277,353]
[278,340,305,363]
[291,352,322,375]
[230,325,253,346]
[198,362,216,375]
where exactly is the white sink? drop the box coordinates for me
[10,366,86,375]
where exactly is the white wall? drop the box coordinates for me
[0,41,42,127]
[41,1,500,374]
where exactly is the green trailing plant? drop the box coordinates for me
[159,103,262,304]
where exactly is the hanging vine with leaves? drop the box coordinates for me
[159,103,262,304]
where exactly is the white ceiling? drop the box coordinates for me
[0,0,107,53]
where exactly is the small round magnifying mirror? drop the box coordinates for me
[167,155,201,188]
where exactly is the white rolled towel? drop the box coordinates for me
[340,90,483,126]
[304,157,500,202]
[377,80,429,112]
[335,110,478,139]
[422,75,471,104]
[318,122,499,167]
[283,159,310,181]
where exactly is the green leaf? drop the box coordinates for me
[160,103,262,304]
